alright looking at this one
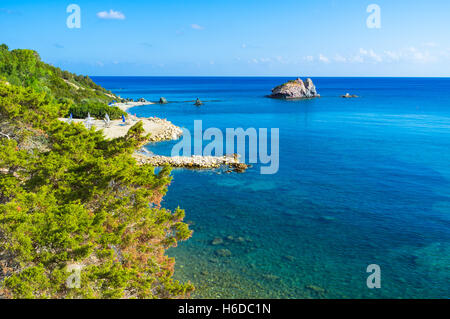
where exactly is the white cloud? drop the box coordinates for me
[359,48,382,62]
[292,45,448,67]
[384,50,401,61]
[319,54,330,63]
[350,55,364,63]
[97,9,125,20]
[411,51,436,63]
[191,24,204,30]
[333,54,347,63]
[250,58,272,64]
[422,42,438,48]
[275,56,288,64]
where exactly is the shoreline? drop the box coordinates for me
[113,101,156,112]
[59,116,183,142]
[61,102,248,171]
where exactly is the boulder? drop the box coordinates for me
[341,93,359,98]
[268,78,320,99]
[211,237,224,246]
[215,249,232,257]
[159,97,168,104]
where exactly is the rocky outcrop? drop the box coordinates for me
[133,153,248,172]
[341,93,359,98]
[268,78,320,99]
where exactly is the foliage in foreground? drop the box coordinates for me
[69,102,126,120]
[0,79,193,298]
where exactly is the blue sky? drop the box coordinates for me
[1,0,450,76]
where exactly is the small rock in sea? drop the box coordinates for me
[211,237,224,246]
[305,285,326,294]
[262,274,280,281]
[282,255,295,262]
[215,249,232,257]
[268,78,320,99]
[159,97,168,104]
[226,235,234,241]
[319,216,336,222]
[341,93,359,98]
[233,163,248,173]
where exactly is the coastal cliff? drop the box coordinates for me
[268,78,319,99]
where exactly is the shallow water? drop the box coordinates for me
[92,76,450,298]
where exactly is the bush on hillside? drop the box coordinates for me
[68,102,126,120]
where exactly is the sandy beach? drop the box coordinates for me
[59,116,182,142]
[112,101,155,112]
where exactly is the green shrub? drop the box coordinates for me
[0,44,117,105]
[0,47,194,299]
[68,102,126,120]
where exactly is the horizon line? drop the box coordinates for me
[88,75,450,78]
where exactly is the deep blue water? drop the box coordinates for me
[92,76,450,298]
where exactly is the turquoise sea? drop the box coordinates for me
[92,77,450,298]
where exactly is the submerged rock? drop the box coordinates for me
[215,249,232,257]
[282,255,295,262]
[262,274,280,281]
[305,285,326,294]
[211,237,224,246]
[268,78,320,99]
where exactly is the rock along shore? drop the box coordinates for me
[133,153,249,172]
